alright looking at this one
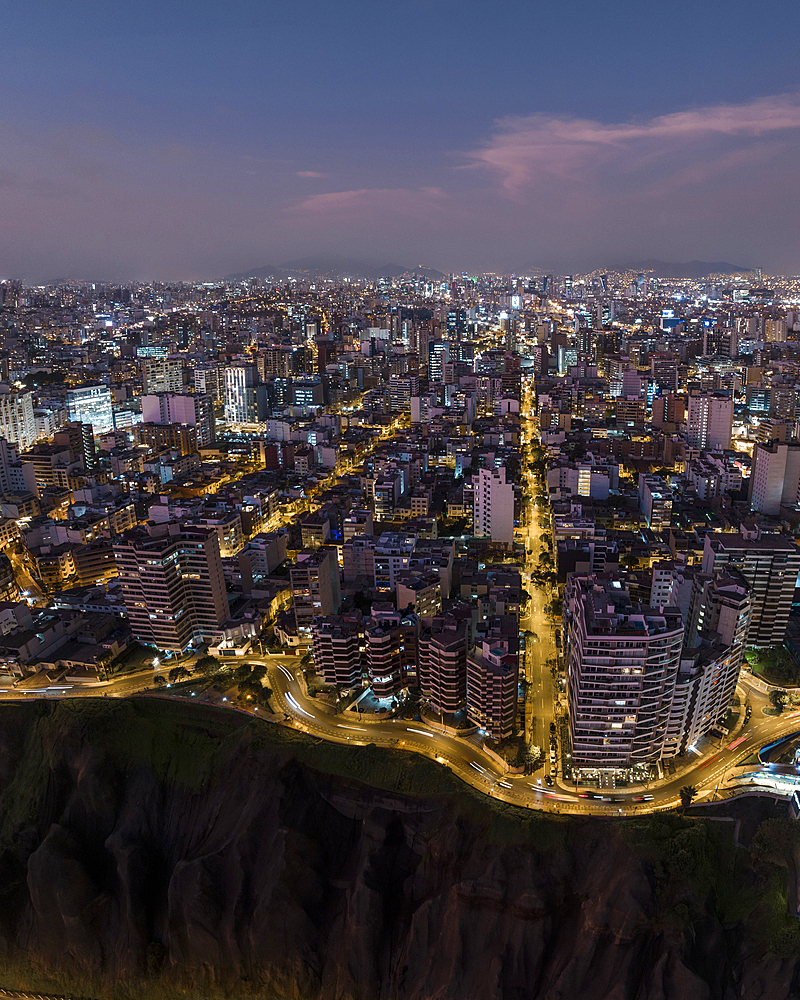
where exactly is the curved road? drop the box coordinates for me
[264,654,800,815]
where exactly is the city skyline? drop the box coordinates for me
[2,1,800,280]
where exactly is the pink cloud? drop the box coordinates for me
[287,186,448,218]
[465,94,800,195]
[296,170,327,178]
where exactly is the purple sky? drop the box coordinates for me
[2,0,800,281]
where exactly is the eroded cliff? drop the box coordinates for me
[0,698,798,1000]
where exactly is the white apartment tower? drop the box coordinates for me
[564,574,683,775]
[686,393,733,451]
[749,443,800,515]
[473,466,515,548]
[0,389,37,451]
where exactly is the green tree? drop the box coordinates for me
[679,785,697,814]
[770,688,788,712]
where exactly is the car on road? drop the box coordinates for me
[544,775,554,787]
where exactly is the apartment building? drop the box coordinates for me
[702,532,800,646]
[113,523,230,651]
[564,574,683,775]
[466,638,519,739]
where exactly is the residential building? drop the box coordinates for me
[702,532,800,646]
[473,465,514,547]
[418,614,468,717]
[0,389,37,450]
[311,613,363,689]
[113,523,230,651]
[225,364,267,425]
[290,547,341,632]
[686,393,733,451]
[638,474,673,531]
[466,638,519,739]
[141,393,215,447]
[0,438,37,497]
[365,624,407,697]
[749,443,800,515]
[142,358,184,394]
[374,532,416,593]
[564,574,683,775]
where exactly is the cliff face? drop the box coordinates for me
[0,698,798,1000]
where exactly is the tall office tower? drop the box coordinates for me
[702,532,800,646]
[311,614,363,688]
[66,385,114,433]
[665,571,752,755]
[0,389,36,452]
[113,523,230,652]
[389,374,420,413]
[564,275,573,298]
[418,614,469,717]
[564,574,683,776]
[365,623,407,697]
[638,474,673,531]
[466,638,519,739]
[225,363,266,425]
[142,357,184,394]
[54,421,95,470]
[290,547,341,633]
[428,341,450,383]
[141,393,216,447]
[194,362,225,402]
[0,437,37,496]
[473,466,514,548]
[686,393,733,451]
[749,443,800,515]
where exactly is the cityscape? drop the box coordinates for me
[1,267,800,815]
[6,1,800,997]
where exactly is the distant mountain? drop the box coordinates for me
[625,259,752,279]
[225,257,445,282]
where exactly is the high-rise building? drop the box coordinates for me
[54,422,95,470]
[66,385,114,434]
[564,574,683,775]
[0,389,36,452]
[290,547,341,633]
[418,614,468,717]
[225,364,267,425]
[749,443,800,515]
[194,362,225,402]
[389,374,420,413]
[113,523,230,651]
[466,638,519,739]
[311,613,363,689]
[142,358,184,394]
[665,571,751,755]
[686,393,733,451]
[702,532,800,647]
[473,466,514,547]
[365,624,407,697]
[0,437,37,496]
[141,393,216,447]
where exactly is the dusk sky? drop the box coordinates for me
[3,0,800,281]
